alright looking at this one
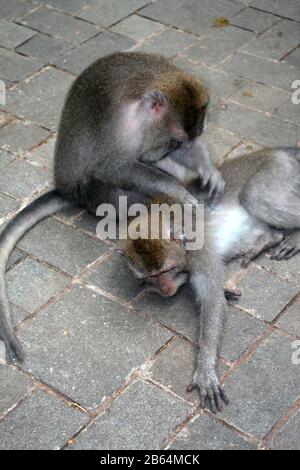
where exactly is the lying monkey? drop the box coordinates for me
[122,147,300,413]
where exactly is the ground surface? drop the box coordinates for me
[0,0,300,451]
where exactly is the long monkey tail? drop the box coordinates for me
[0,190,71,362]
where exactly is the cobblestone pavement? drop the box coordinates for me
[0,0,300,450]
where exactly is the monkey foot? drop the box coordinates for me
[271,236,300,260]
[187,370,229,414]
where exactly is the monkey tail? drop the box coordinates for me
[0,190,71,362]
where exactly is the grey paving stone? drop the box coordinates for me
[84,251,143,301]
[0,364,33,416]
[0,112,13,129]
[230,82,289,113]
[0,0,36,20]
[243,20,300,61]
[231,7,278,33]
[273,98,300,127]
[0,120,49,155]
[149,339,197,402]
[7,258,70,313]
[18,286,172,410]
[7,248,26,271]
[111,14,165,41]
[285,47,300,68]
[146,337,226,404]
[5,67,74,131]
[135,285,199,342]
[236,266,299,321]
[0,192,19,217]
[0,160,50,199]
[276,298,300,337]
[220,306,266,362]
[20,6,101,45]
[0,48,43,83]
[0,389,88,450]
[18,217,108,275]
[16,33,72,64]
[69,380,190,449]
[11,304,31,326]
[202,125,241,162]
[0,20,36,49]
[75,0,150,27]
[171,413,256,450]
[140,0,244,35]
[187,27,253,66]
[226,141,265,160]
[174,57,248,99]
[258,252,300,285]
[210,102,299,147]
[37,0,90,14]
[54,205,83,223]
[54,31,134,75]
[73,210,98,234]
[269,410,300,450]
[220,333,300,438]
[137,29,199,58]
[0,149,15,170]
[25,136,56,168]
[251,0,300,22]
[220,52,299,91]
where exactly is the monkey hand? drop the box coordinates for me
[199,167,225,203]
[187,366,229,414]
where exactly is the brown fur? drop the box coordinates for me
[153,72,209,134]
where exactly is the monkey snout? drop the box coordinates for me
[155,274,178,297]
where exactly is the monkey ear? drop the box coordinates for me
[143,90,168,118]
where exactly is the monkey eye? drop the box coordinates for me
[169,138,183,151]
[148,266,177,279]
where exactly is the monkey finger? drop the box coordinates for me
[272,245,294,260]
[206,388,218,414]
[281,247,299,260]
[218,386,230,405]
[200,171,210,188]
[186,381,197,393]
[213,390,224,412]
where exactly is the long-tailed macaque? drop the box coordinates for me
[123,147,300,413]
[0,52,222,362]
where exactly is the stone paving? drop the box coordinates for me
[0,0,300,450]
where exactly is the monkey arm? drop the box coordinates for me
[187,250,229,413]
[170,139,225,202]
[93,160,198,206]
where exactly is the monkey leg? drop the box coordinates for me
[241,230,283,267]
[271,231,300,260]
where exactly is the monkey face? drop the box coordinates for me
[123,239,188,298]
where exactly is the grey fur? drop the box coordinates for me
[126,146,300,413]
[0,52,221,361]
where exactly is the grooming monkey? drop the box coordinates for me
[123,147,300,413]
[0,52,222,361]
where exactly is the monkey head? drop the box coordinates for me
[120,71,209,160]
[121,233,188,298]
